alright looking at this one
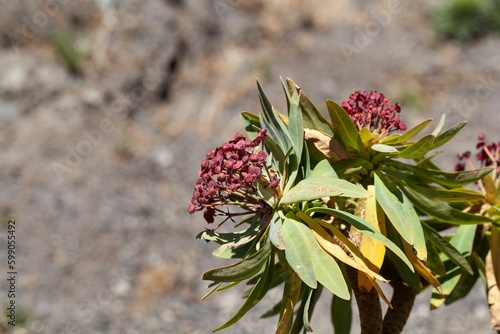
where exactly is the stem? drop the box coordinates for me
[346,266,383,334]
[382,275,416,334]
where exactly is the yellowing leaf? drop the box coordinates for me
[358,186,386,291]
[403,239,441,293]
[357,272,392,307]
[300,214,387,283]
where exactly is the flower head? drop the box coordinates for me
[341,90,407,134]
[188,129,278,226]
[455,133,500,176]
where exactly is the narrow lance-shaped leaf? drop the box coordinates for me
[432,121,467,150]
[424,240,446,277]
[299,212,388,282]
[286,77,334,136]
[431,114,446,137]
[399,182,493,225]
[374,172,425,258]
[431,224,477,309]
[282,216,317,289]
[390,162,494,188]
[305,207,414,271]
[257,80,291,154]
[284,214,351,299]
[213,254,275,332]
[326,100,370,160]
[381,118,433,145]
[422,222,473,275]
[240,111,261,139]
[358,186,387,290]
[402,237,441,292]
[280,160,370,204]
[287,91,304,165]
[331,294,352,334]
[202,242,272,282]
[276,267,302,334]
[395,134,435,159]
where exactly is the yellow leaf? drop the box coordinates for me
[358,186,386,291]
[298,213,388,283]
[358,271,392,307]
[402,239,442,293]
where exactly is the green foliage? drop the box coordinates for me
[52,31,84,74]
[430,0,500,42]
[192,78,499,333]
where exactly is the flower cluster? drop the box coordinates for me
[188,129,278,225]
[455,133,500,174]
[341,90,407,134]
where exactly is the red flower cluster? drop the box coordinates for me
[341,90,407,133]
[188,129,278,224]
[455,133,500,173]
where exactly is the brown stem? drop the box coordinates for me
[382,277,416,334]
[346,266,383,334]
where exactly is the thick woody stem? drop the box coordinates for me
[346,266,383,334]
[382,275,416,334]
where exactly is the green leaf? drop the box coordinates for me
[333,158,374,179]
[385,223,421,292]
[286,77,334,136]
[310,158,339,178]
[283,214,350,299]
[396,134,435,159]
[270,214,285,250]
[425,240,447,277]
[405,184,486,203]
[213,254,275,331]
[288,91,304,165]
[257,80,291,154]
[304,207,414,271]
[280,178,370,204]
[431,114,446,137]
[202,242,271,282]
[280,160,370,204]
[391,163,494,189]
[331,294,352,334]
[374,172,422,252]
[263,132,287,170]
[431,224,477,309]
[302,286,322,333]
[432,121,467,150]
[381,119,433,145]
[444,263,478,305]
[325,100,369,160]
[282,217,317,289]
[399,182,493,225]
[301,289,316,332]
[422,222,474,275]
[371,144,399,153]
[240,111,261,139]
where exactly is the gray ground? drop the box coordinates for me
[0,0,498,333]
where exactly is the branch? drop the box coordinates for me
[382,275,416,334]
[346,266,383,334]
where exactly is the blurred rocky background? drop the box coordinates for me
[0,0,498,333]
